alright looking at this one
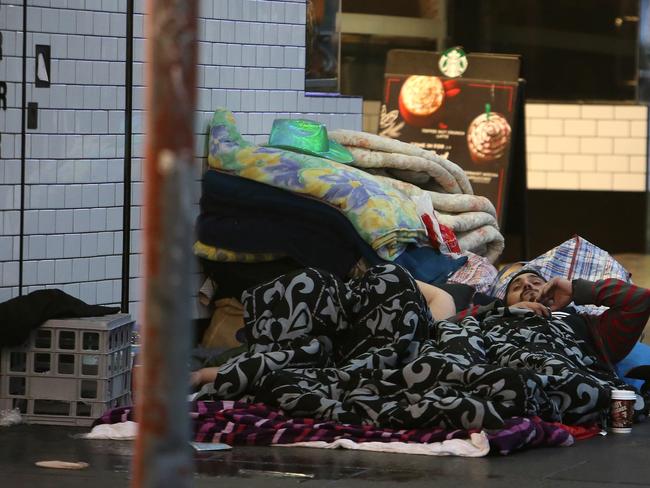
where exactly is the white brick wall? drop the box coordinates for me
[0,5,22,303]
[0,0,363,317]
[1,3,128,307]
[526,103,648,191]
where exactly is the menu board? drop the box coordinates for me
[380,49,522,225]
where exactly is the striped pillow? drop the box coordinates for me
[492,235,631,304]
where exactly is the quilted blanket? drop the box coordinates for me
[329,129,473,195]
[206,109,428,261]
[210,264,628,430]
[328,129,505,262]
[375,175,504,262]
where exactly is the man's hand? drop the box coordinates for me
[508,301,552,317]
[190,367,219,388]
[537,277,573,311]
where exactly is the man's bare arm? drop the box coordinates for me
[416,280,456,320]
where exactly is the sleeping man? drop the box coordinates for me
[478,269,650,369]
[191,264,650,430]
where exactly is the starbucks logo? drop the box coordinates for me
[439,47,468,78]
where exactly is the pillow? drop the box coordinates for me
[491,235,631,300]
[447,251,498,294]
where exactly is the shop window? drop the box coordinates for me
[447,0,640,101]
[321,0,444,100]
[315,0,642,102]
[306,0,341,92]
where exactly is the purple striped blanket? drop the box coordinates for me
[94,400,573,455]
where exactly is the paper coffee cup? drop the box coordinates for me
[610,389,636,433]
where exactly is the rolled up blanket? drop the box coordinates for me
[427,192,497,218]
[435,212,498,234]
[329,129,473,195]
[371,174,496,218]
[373,174,504,263]
[345,146,462,194]
[327,128,507,262]
[455,225,505,264]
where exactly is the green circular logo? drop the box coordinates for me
[439,47,468,78]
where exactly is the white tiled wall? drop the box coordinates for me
[1,1,362,317]
[0,4,22,303]
[526,103,649,192]
[1,2,128,307]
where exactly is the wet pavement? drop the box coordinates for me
[2,422,650,487]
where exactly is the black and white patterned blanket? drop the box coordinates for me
[210,264,628,430]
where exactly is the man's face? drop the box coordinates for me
[505,272,547,306]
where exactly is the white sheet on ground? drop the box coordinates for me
[276,432,489,457]
[82,421,137,440]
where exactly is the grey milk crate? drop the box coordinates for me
[0,313,134,426]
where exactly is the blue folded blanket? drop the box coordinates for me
[199,170,466,284]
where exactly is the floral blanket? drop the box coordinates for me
[206,109,428,260]
[209,264,629,430]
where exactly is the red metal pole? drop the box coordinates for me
[132,1,197,486]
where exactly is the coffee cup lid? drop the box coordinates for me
[611,389,636,400]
